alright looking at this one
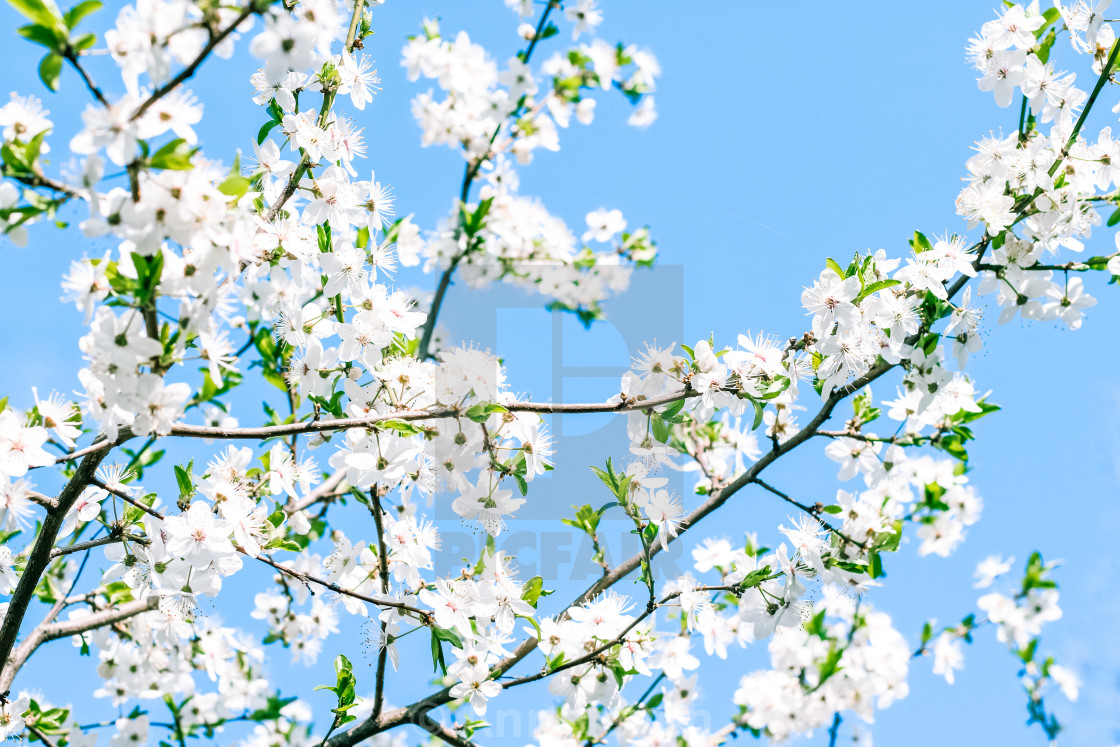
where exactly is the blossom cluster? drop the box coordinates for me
[0,1,1108,746]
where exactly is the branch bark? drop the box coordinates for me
[0,448,110,680]
[130,4,261,122]
[0,596,158,692]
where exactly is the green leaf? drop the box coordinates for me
[750,398,765,431]
[1085,254,1114,271]
[315,655,357,722]
[249,694,299,722]
[472,534,496,575]
[430,629,448,674]
[264,538,302,552]
[660,398,685,420]
[173,461,194,500]
[148,138,196,170]
[16,23,63,50]
[104,581,135,605]
[825,258,845,278]
[590,464,616,493]
[521,575,547,607]
[70,30,94,50]
[64,0,99,28]
[38,52,62,91]
[257,118,281,145]
[460,196,494,237]
[909,231,933,254]
[854,278,901,304]
[7,0,64,30]
[375,419,425,437]
[195,367,241,405]
[933,432,968,462]
[218,174,251,199]
[739,565,772,590]
[433,627,463,648]
[465,402,508,423]
[1,143,30,173]
[1034,7,1061,51]
[850,387,881,425]
[121,490,154,525]
[817,643,845,685]
[262,367,288,392]
[869,549,884,579]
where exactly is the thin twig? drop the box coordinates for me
[252,553,429,619]
[369,487,391,723]
[130,4,260,121]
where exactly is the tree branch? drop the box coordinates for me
[252,552,429,620]
[62,48,109,107]
[49,532,147,559]
[417,719,483,747]
[130,4,261,122]
[165,389,694,440]
[749,477,866,549]
[0,593,157,691]
[263,0,372,224]
[40,597,159,643]
[0,448,110,681]
[369,488,391,723]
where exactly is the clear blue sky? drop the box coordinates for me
[1,1,1118,745]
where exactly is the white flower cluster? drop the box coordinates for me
[402,18,660,313]
[0,0,1105,745]
[733,592,909,741]
[0,392,83,554]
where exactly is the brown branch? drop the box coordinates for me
[417,255,461,361]
[499,582,752,693]
[41,430,136,468]
[288,470,347,514]
[91,477,423,620]
[6,171,82,199]
[252,552,429,620]
[40,597,159,643]
[27,491,58,510]
[40,393,696,470]
[130,4,261,122]
[25,723,61,747]
[166,389,693,440]
[0,584,156,693]
[369,488,391,723]
[61,49,109,107]
[263,0,371,225]
[749,477,866,549]
[417,720,483,747]
[0,448,110,683]
[49,532,147,559]
[92,478,165,520]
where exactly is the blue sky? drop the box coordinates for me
[2,1,1119,745]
